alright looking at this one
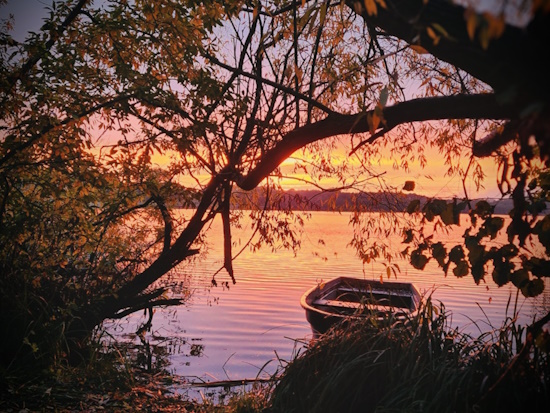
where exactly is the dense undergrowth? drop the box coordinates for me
[1,299,548,412]
[268,300,550,413]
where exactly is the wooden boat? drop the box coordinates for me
[300,276,421,335]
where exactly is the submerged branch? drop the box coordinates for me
[113,298,185,320]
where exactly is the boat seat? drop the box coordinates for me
[313,298,409,312]
[333,286,412,297]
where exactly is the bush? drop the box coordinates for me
[268,300,549,413]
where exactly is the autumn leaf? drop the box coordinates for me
[364,0,378,16]
[464,7,478,40]
[479,27,490,49]
[426,26,440,45]
[431,242,447,267]
[410,44,429,54]
[521,278,544,297]
[510,269,529,288]
[453,260,469,278]
[411,249,429,270]
[448,245,465,264]
[403,181,415,191]
[367,112,380,133]
[440,202,456,225]
[483,12,505,40]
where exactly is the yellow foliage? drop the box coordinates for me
[410,44,429,54]
[426,26,440,46]
[482,12,505,40]
[464,8,506,49]
[464,8,478,40]
[364,0,377,16]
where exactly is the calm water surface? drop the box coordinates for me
[105,211,550,383]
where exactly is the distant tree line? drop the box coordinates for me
[228,188,517,214]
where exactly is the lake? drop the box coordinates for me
[104,211,550,385]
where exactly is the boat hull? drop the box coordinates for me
[300,276,421,336]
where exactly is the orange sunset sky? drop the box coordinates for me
[145,138,502,200]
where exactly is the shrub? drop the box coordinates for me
[268,300,549,413]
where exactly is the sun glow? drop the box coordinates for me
[270,137,501,200]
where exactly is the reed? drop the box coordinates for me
[267,298,549,413]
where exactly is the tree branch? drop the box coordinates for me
[113,298,185,319]
[204,52,336,116]
[0,93,135,168]
[237,93,519,190]
[114,168,230,302]
[7,0,90,85]
[221,182,235,283]
[151,194,173,255]
[344,0,530,95]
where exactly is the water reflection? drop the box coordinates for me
[104,211,550,384]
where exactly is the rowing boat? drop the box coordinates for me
[300,276,421,335]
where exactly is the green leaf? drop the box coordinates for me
[431,22,452,39]
[425,199,447,215]
[510,269,529,288]
[425,208,435,221]
[499,243,519,258]
[480,217,504,239]
[440,202,456,225]
[471,262,485,284]
[525,256,550,277]
[448,245,465,264]
[465,236,485,266]
[492,259,512,286]
[403,228,414,243]
[472,200,493,218]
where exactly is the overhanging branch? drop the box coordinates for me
[344,0,529,94]
[237,93,519,190]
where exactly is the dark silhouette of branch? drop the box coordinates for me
[344,0,534,96]
[151,194,173,255]
[238,93,519,190]
[7,0,90,85]
[204,52,336,116]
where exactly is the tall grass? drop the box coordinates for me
[268,299,549,413]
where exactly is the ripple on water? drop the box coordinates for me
[105,211,550,381]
